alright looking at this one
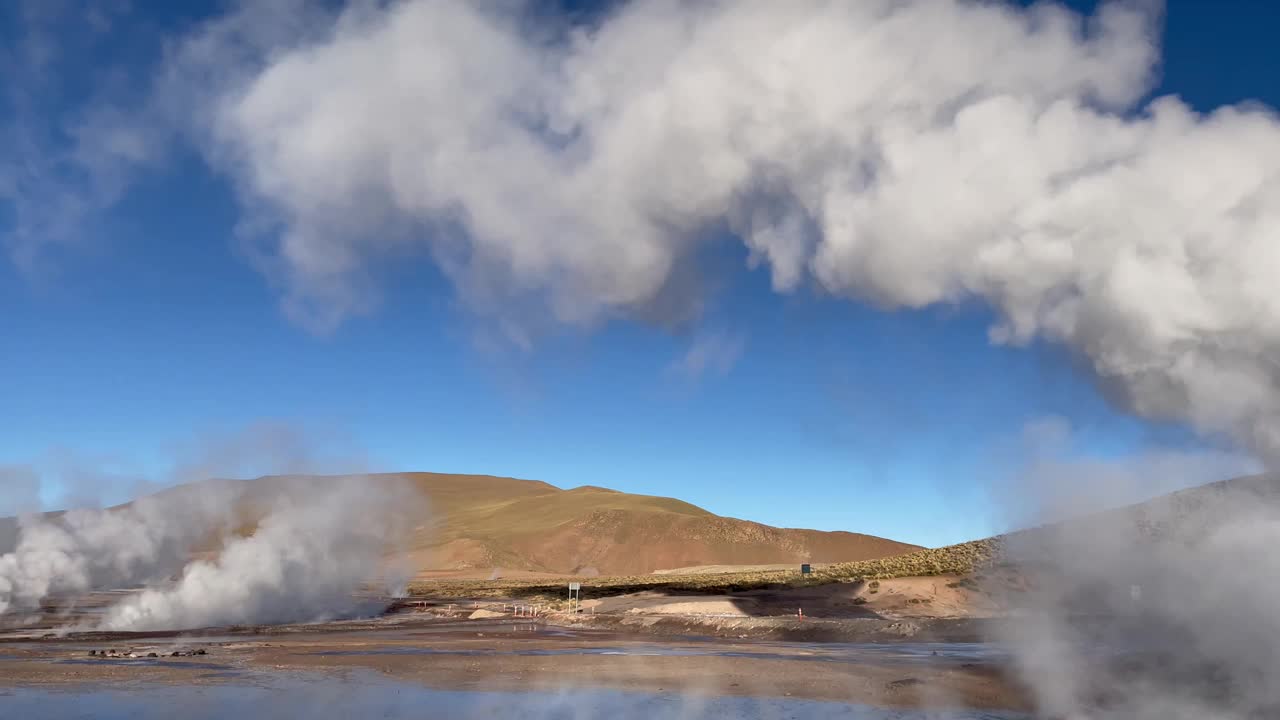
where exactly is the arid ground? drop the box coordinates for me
[0,592,1027,715]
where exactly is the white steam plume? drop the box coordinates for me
[100,476,423,631]
[174,0,1280,460]
[980,418,1280,717]
[0,424,411,629]
[0,481,244,616]
[997,470,1280,719]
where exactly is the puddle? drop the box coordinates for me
[308,641,1006,665]
[799,642,1010,663]
[3,672,1024,719]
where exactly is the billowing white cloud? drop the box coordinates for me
[179,0,1280,461]
[202,0,1164,334]
[7,1,1280,463]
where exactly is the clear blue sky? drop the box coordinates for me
[1,1,1274,546]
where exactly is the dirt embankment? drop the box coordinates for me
[396,571,1007,644]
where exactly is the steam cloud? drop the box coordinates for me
[174,0,1280,463]
[0,481,244,616]
[0,426,421,631]
[998,473,1280,719]
[0,476,421,630]
[99,477,421,631]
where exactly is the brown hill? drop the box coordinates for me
[0,472,921,577]
[386,472,921,576]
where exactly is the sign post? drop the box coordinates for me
[568,582,582,614]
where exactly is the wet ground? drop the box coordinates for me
[2,671,1023,719]
[0,617,1027,715]
[304,637,1008,664]
[0,594,1030,716]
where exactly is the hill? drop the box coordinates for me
[0,472,922,578]
[385,472,920,575]
[804,472,1280,587]
[407,473,1280,611]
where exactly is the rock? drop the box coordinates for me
[88,650,97,656]
[147,653,158,658]
[171,652,182,657]
[883,621,921,637]
[886,678,924,690]
[194,649,206,655]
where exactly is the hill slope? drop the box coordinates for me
[386,472,921,575]
[0,473,922,578]
[806,472,1280,585]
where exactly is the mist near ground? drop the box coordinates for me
[97,477,422,631]
[0,426,424,631]
[0,479,244,616]
[994,464,1280,718]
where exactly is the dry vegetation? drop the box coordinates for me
[813,539,1000,581]
[408,538,1001,602]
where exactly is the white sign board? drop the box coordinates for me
[569,582,581,591]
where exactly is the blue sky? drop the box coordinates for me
[1,0,1276,547]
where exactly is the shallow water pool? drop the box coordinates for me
[4,672,1024,720]
[306,640,1008,666]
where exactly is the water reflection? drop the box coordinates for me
[307,641,1007,665]
[6,673,1023,720]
